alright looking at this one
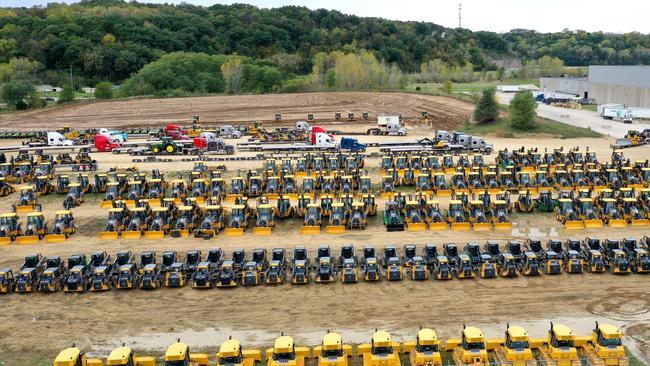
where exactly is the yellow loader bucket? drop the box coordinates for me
[380,192,393,199]
[453,188,469,195]
[15,205,33,213]
[0,237,10,245]
[428,222,448,231]
[631,219,650,226]
[121,231,142,239]
[300,225,321,235]
[565,220,584,229]
[266,193,279,200]
[295,172,307,178]
[608,219,626,228]
[45,234,66,243]
[225,194,241,202]
[417,190,433,197]
[584,219,604,228]
[592,185,607,193]
[16,235,39,245]
[436,189,451,197]
[406,222,426,232]
[173,198,182,205]
[494,222,513,230]
[286,193,298,200]
[451,222,471,231]
[224,228,244,236]
[124,199,136,208]
[521,166,535,173]
[148,199,162,207]
[144,231,165,239]
[325,225,346,234]
[198,229,216,237]
[488,188,501,195]
[472,222,492,231]
[194,197,205,205]
[100,200,113,208]
[253,227,272,235]
[98,231,118,240]
[444,168,456,174]
[170,229,189,237]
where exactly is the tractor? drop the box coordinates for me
[34,176,54,195]
[46,211,76,243]
[150,136,178,154]
[253,203,275,235]
[300,203,322,234]
[98,208,129,240]
[16,212,47,244]
[515,190,536,213]
[491,200,513,230]
[13,186,40,213]
[122,207,150,239]
[194,205,224,238]
[224,204,249,236]
[145,207,171,239]
[556,198,583,229]
[63,183,84,209]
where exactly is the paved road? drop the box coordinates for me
[497,92,646,138]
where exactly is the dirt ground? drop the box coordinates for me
[0,92,474,131]
[0,99,649,365]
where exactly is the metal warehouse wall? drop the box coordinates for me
[540,77,589,97]
[589,66,650,89]
[590,83,650,108]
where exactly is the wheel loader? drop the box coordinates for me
[402,328,442,366]
[169,179,187,204]
[326,202,348,234]
[53,346,103,366]
[101,182,121,208]
[489,324,536,366]
[144,206,171,239]
[104,346,155,366]
[600,198,626,227]
[313,332,352,366]
[300,203,322,234]
[0,177,15,197]
[537,323,581,366]
[195,205,225,238]
[581,322,628,366]
[16,212,47,244]
[555,198,583,229]
[216,338,262,366]
[0,212,22,245]
[444,326,489,366]
[266,335,311,366]
[358,331,402,366]
[122,207,150,239]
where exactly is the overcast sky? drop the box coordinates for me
[4,0,649,33]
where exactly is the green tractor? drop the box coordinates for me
[150,137,178,154]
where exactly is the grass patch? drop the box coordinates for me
[581,104,598,112]
[461,117,602,139]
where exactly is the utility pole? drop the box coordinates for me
[458,3,462,28]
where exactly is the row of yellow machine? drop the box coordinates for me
[54,322,628,366]
[0,149,97,185]
[4,237,648,295]
[0,210,76,244]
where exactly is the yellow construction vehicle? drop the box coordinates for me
[224,204,249,236]
[34,175,54,195]
[144,206,171,239]
[424,200,447,231]
[313,332,352,366]
[216,338,262,366]
[362,194,377,216]
[105,346,155,366]
[163,341,209,366]
[0,177,15,197]
[358,331,402,366]
[556,198,583,229]
[16,212,47,244]
[468,200,491,231]
[54,346,103,366]
[380,175,395,199]
[404,200,426,231]
[445,326,489,366]
[348,202,367,229]
[14,185,39,213]
[515,190,536,213]
[98,208,128,240]
[326,202,348,234]
[266,335,311,366]
[600,198,626,227]
[300,203,322,234]
[582,322,628,366]
[402,328,442,366]
[253,203,275,235]
[0,213,22,245]
[448,200,470,231]
[121,207,149,239]
[432,172,451,196]
[490,325,535,366]
[537,323,580,366]
[577,198,604,228]
[621,198,650,225]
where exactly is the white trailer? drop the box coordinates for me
[367,115,407,136]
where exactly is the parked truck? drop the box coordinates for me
[186,132,235,154]
[218,125,243,139]
[367,115,407,136]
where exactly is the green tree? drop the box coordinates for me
[221,58,243,94]
[94,82,113,99]
[58,86,75,103]
[325,69,336,88]
[496,67,505,81]
[509,91,537,130]
[0,80,34,110]
[473,88,499,124]
[441,80,453,94]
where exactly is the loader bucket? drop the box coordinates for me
[121,230,142,239]
[451,222,471,231]
[224,227,244,236]
[608,219,626,228]
[564,220,584,229]
[144,231,165,239]
[444,168,456,174]
[487,188,501,195]
[197,229,216,238]
[325,225,346,234]
[253,227,273,236]
[300,225,321,235]
[380,192,393,199]
[15,205,33,213]
[436,189,452,197]
[428,222,448,231]
[98,231,118,240]
[0,237,10,245]
[286,193,298,200]
[472,222,492,231]
[45,234,66,243]
[173,198,182,205]
[406,222,426,232]
[100,200,113,208]
[266,193,279,200]
[521,166,535,173]
[194,197,205,205]
[453,189,469,195]
[631,219,650,226]
[170,229,189,238]
[592,185,607,193]
[584,219,604,228]
[494,222,513,230]
[225,194,241,202]
[16,235,39,245]
[148,199,161,207]
[295,172,307,178]
[124,199,136,208]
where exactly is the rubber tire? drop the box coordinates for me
[152,146,161,154]
[165,145,175,153]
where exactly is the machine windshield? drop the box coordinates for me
[220,355,243,364]
[322,349,343,357]
[464,342,485,350]
[372,346,393,355]
[416,344,438,353]
[508,341,529,349]
[272,352,295,361]
[601,338,622,347]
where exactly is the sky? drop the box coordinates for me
[3,0,649,34]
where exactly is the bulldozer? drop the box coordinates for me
[0,212,22,245]
[163,341,210,366]
[144,206,171,239]
[600,198,626,227]
[402,328,442,366]
[121,207,150,239]
[104,346,155,366]
[300,203,322,234]
[326,202,348,234]
[224,204,249,236]
[489,325,536,366]
[358,331,402,366]
[537,323,580,366]
[515,190,536,213]
[13,186,39,213]
[170,205,199,237]
[195,205,225,238]
[447,200,470,231]
[581,322,628,366]
[577,198,604,228]
[555,198,583,229]
[53,346,103,366]
[621,198,649,225]
[16,212,47,244]
[266,336,310,366]
[445,326,489,366]
[468,200,491,231]
[253,203,275,235]
[217,338,262,366]
[63,183,84,210]
[313,332,352,366]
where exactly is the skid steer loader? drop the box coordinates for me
[144,206,171,239]
[358,331,402,366]
[224,204,249,236]
[300,203,322,234]
[16,212,47,244]
[468,200,491,231]
[194,205,224,238]
[447,200,470,231]
[444,326,489,366]
[253,203,275,235]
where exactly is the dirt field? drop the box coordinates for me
[0,92,474,131]
[0,98,649,365]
